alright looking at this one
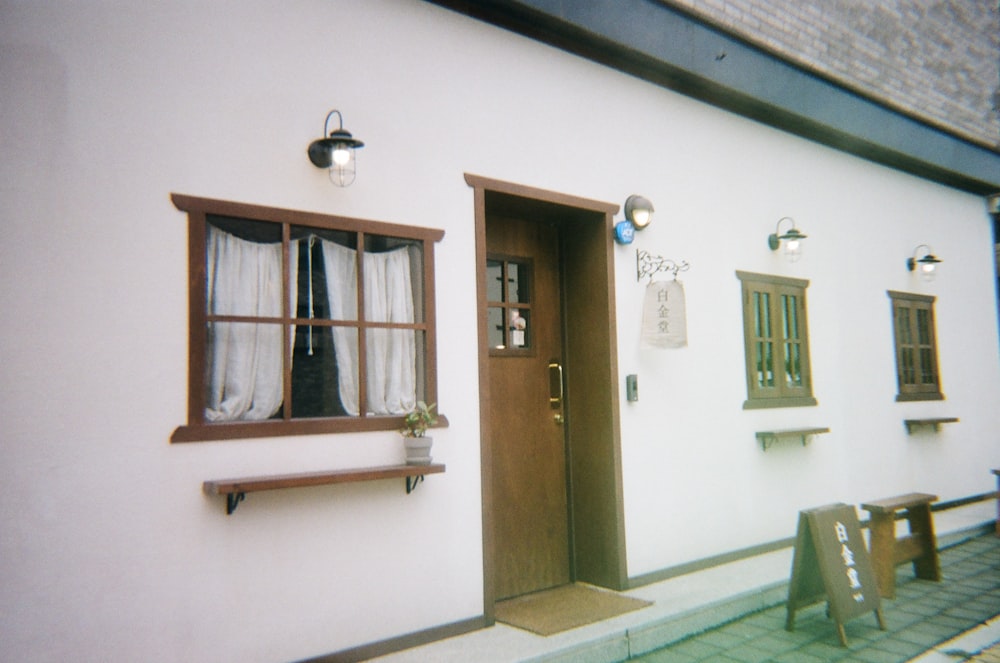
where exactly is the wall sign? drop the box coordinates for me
[785,503,885,646]
[640,279,687,349]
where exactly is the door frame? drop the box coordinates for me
[466,174,628,623]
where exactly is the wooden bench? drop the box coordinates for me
[860,492,940,599]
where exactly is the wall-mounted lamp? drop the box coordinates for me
[767,216,807,262]
[307,109,365,187]
[907,244,942,281]
[613,195,654,244]
[987,193,1000,217]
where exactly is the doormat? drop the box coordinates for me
[495,583,652,636]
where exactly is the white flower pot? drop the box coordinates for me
[404,436,433,465]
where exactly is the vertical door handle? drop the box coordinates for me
[548,361,563,409]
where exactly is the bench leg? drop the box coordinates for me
[995,472,1000,537]
[906,505,941,582]
[868,513,897,599]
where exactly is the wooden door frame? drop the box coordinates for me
[466,174,628,623]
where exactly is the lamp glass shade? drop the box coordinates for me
[332,145,352,166]
[784,238,802,262]
[624,195,654,230]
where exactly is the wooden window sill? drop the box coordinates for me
[904,417,958,434]
[756,427,830,451]
[203,463,445,514]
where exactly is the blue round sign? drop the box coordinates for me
[614,220,635,244]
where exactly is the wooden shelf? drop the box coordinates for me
[904,418,958,434]
[756,427,830,451]
[203,463,445,514]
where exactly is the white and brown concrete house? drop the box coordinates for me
[2,1,999,661]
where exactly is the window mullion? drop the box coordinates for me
[282,223,293,421]
[356,231,368,418]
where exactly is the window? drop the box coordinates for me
[888,291,943,401]
[737,271,816,409]
[487,254,533,355]
[171,194,445,442]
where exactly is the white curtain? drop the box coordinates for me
[320,240,417,415]
[204,226,298,422]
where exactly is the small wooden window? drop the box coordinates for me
[171,194,445,442]
[487,253,534,356]
[737,271,816,409]
[888,291,943,401]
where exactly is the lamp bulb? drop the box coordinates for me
[784,239,802,262]
[332,146,352,166]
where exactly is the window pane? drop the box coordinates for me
[206,223,285,317]
[487,259,504,302]
[897,307,912,345]
[362,243,419,324]
[916,308,931,345]
[507,262,530,304]
[785,342,802,386]
[315,234,358,322]
[901,347,915,385]
[919,348,936,384]
[753,292,771,338]
[782,295,799,340]
[488,306,505,348]
[291,324,348,418]
[756,341,774,387]
[204,321,285,422]
[509,308,530,348]
[365,328,420,415]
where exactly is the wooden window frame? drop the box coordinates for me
[170,194,445,442]
[888,290,943,402]
[486,253,535,357]
[737,271,817,409]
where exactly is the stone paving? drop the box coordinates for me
[635,534,1000,663]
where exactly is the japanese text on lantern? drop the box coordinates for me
[657,288,670,334]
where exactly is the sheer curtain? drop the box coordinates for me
[204,226,298,422]
[319,240,417,415]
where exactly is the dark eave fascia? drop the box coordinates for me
[427,0,1000,195]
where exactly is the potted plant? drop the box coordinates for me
[401,401,437,465]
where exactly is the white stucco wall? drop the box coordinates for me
[1,1,997,661]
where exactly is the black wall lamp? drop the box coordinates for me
[987,193,1000,217]
[613,195,654,244]
[768,216,807,262]
[307,109,365,187]
[907,244,942,280]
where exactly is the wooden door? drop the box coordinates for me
[486,215,570,600]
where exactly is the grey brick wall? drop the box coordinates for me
[663,0,1000,150]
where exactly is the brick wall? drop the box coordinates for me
[663,0,1000,150]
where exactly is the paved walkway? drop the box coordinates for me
[371,523,998,662]
[635,534,1000,662]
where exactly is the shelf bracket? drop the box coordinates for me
[904,418,959,434]
[756,427,831,451]
[226,491,246,515]
[406,475,425,494]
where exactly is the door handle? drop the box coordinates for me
[548,361,563,409]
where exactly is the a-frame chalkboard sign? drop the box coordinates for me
[785,503,885,646]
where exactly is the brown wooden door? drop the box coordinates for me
[486,215,570,601]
